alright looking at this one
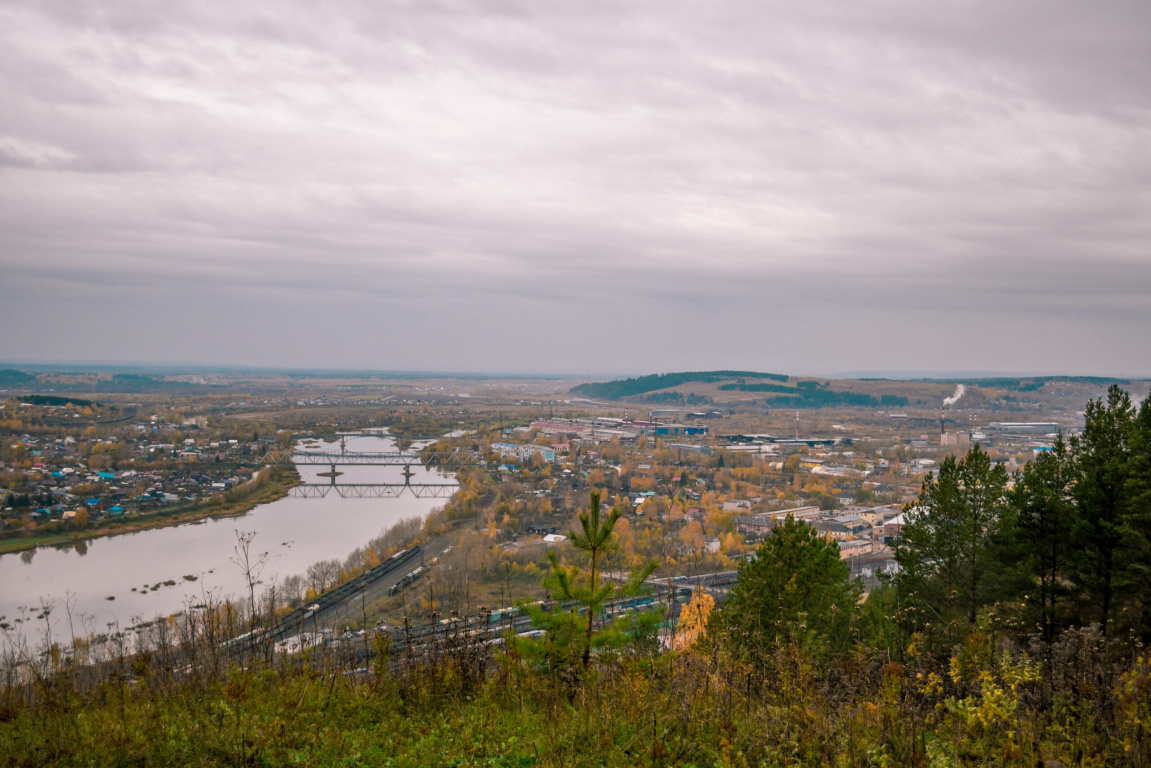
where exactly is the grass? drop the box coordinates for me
[3,628,1149,767]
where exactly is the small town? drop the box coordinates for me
[0,397,289,548]
[1,380,1082,581]
[4,368,1146,768]
[3,1,1149,763]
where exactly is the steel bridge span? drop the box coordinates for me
[290,482,459,499]
[265,450,481,467]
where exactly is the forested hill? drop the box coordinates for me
[570,370,788,400]
[569,371,910,408]
[0,369,36,386]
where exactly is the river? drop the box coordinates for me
[0,432,454,640]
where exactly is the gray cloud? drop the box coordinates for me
[1,1,1149,375]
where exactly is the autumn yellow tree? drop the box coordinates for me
[679,520,705,552]
[672,590,715,651]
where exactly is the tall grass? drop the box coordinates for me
[3,586,1150,766]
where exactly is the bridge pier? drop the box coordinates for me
[315,463,344,484]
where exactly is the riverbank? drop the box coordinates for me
[0,466,300,556]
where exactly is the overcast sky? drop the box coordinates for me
[2,1,1149,377]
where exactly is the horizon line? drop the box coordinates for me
[1,361,1147,383]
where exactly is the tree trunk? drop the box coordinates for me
[583,550,596,668]
[1100,549,1113,637]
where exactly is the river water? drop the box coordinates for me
[0,432,453,639]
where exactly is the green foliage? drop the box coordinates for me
[641,390,688,402]
[858,584,904,654]
[0,369,36,386]
[92,373,212,393]
[715,514,862,659]
[519,492,658,671]
[895,445,1010,641]
[13,394,95,407]
[716,378,910,407]
[892,386,1151,646]
[1009,435,1077,640]
[6,634,1151,767]
[718,381,795,393]
[766,388,890,408]
[1071,384,1136,633]
[1125,395,1151,643]
[570,370,787,399]
[571,369,908,407]
[640,390,712,404]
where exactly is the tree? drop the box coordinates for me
[895,445,1009,637]
[281,574,304,606]
[715,515,861,658]
[1122,394,1151,642]
[231,530,269,624]
[524,491,657,670]
[672,590,715,651]
[678,519,705,553]
[306,559,339,596]
[1070,384,1135,634]
[1009,436,1076,641]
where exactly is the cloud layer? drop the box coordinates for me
[2,1,1149,375]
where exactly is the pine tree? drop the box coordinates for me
[1121,395,1151,642]
[1071,384,1135,634]
[895,445,1009,638]
[716,514,861,659]
[522,491,657,670]
[1010,436,1076,641]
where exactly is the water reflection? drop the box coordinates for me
[0,432,451,637]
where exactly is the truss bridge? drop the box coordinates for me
[288,464,459,499]
[263,447,481,467]
[289,482,459,499]
[284,450,479,466]
[263,434,482,467]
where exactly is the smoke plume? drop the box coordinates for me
[943,384,966,408]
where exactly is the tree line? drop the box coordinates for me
[713,384,1151,657]
[894,384,1151,647]
[570,370,788,399]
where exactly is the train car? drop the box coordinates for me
[387,565,425,596]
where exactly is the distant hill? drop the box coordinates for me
[571,370,915,409]
[93,374,211,393]
[721,379,909,408]
[939,375,1130,391]
[0,369,36,387]
[18,394,95,407]
[571,371,788,400]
